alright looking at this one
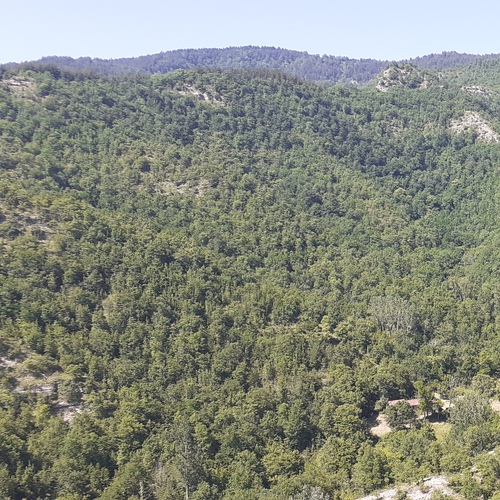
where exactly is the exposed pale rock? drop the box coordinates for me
[450,111,500,143]
[358,476,457,500]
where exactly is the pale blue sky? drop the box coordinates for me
[2,0,499,64]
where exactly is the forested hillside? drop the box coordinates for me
[1,62,500,499]
[9,46,388,84]
[9,46,500,86]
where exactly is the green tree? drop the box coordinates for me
[351,443,390,494]
[415,381,434,418]
[385,401,417,430]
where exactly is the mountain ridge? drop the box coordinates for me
[5,46,500,86]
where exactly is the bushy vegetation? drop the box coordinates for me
[0,62,500,499]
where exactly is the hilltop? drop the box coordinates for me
[6,46,500,86]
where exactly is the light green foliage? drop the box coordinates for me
[385,401,417,431]
[262,441,303,483]
[351,442,391,494]
[378,425,439,483]
[450,390,493,434]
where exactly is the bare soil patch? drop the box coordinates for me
[369,412,391,437]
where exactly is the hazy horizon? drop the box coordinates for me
[3,0,499,64]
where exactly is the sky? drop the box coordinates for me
[2,0,500,64]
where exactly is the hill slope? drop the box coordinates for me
[0,64,500,499]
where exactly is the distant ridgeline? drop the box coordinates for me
[5,46,500,85]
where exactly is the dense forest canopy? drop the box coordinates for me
[0,58,500,499]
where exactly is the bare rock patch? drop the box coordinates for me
[450,111,500,143]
